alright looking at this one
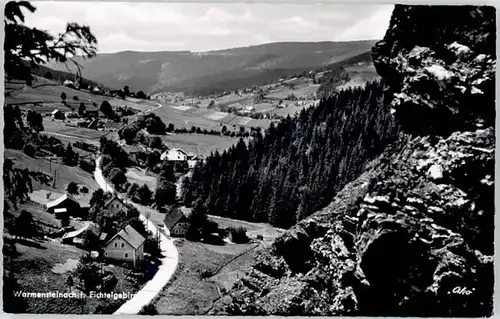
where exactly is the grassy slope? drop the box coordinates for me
[5,149,99,194]
[5,237,141,314]
[5,77,111,111]
[152,216,283,315]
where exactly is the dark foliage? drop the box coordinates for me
[154,162,177,208]
[66,181,78,195]
[26,110,44,132]
[4,1,97,84]
[99,101,115,119]
[228,227,249,243]
[183,82,400,228]
[62,143,79,166]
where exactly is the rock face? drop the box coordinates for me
[372,5,496,136]
[210,5,495,317]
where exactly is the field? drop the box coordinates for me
[5,149,99,194]
[264,83,320,100]
[160,134,241,157]
[5,77,111,112]
[152,215,282,315]
[42,119,110,146]
[4,236,141,314]
[149,103,271,131]
[126,167,157,190]
[336,62,380,91]
[108,98,160,112]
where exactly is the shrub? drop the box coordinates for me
[228,227,248,243]
[66,182,78,195]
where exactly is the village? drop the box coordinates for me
[4,73,285,313]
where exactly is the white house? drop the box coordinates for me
[160,148,189,161]
[103,225,145,267]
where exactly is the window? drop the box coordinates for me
[121,243,125,248]
[114,242,117,248]
[124,253,128,258]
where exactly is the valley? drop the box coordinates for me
[3,1,495,317]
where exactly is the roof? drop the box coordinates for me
[103,196,123,209]
[46,194,79,209]
[61,222,99,240]
[164,207,190,229]
[99,232,109,241]
[161,148,189,161]
[170,148,188,155]
[105,225,145,250]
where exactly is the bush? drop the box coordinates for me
[139,304,158,315]
[66,182,78,195]
[73,96,79,101]
[228,227,248,243]
[23,143,36,157]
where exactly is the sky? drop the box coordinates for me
[27,2,394,53]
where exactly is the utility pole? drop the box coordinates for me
[53,167,57,188]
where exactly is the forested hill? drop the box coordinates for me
[182,81,400,228]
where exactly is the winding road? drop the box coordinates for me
[94,157,179,314]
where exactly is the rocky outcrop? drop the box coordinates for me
[372,5,496,136]
[211,5,495,317]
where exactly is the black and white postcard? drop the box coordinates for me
[3,1,496,316]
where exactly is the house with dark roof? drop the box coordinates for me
[103,225,146,267]
[103,196,127,216]
[164,207,190,237]
[45,193,81,215]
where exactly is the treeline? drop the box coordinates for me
[181,81,401,228]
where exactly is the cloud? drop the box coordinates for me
[336,6,394,41]
[27,2,393,53]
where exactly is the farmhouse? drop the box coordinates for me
[160,148,189,161]
[103,225,145,267]
[45,193,81,214]
[229,103,244,110]
[103,196,128,216]
[164,207,190,237]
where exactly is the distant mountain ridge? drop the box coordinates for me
[45,40,377,95]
